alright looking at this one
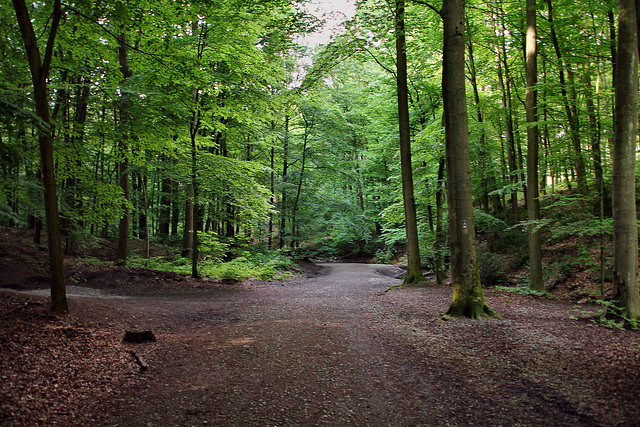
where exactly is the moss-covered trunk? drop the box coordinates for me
[442,0,499,319]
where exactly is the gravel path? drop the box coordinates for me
[69,263,640,426]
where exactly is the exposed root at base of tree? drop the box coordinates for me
[443,301,502,320]
[385,275,430,292]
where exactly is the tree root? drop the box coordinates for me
[443,301,502,320]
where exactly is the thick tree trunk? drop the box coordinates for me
[612,0,640,320]
[442,0,499,318]
[525,0,544,291]
[395,0,425,285]
[12,0,67,313]
[182,193,194,258]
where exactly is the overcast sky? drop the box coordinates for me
[299,0,357,47]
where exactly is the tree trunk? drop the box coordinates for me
[435,157,446,286]
[493,22,519,223]
[442,0,499,318]
[548,0,587,194]
[395,0,425,285]
[291,117,312,248]
[158,175,171,236]
[12,0,67,313]
[182,192,194,258]
[612,0,640,321]
[116,24,132,266]
[525,0,544,291]
[269,145,275,249]
[467,35,495,253]
[190,92,201,278]
[279,115,290,249]
[352,131,365,213]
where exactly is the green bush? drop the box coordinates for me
[477,246,508,286]
[127,248,296,281]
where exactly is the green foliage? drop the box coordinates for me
[477,246,509,287]
[583,300,639,330]
[197,231,229,262]
[495,284,554,299]
[128,249,296,282]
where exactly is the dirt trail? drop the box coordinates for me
[61,262,639,426]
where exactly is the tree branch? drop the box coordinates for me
[410,0,442,18]
[42,0,62,78]
[64,4,167,66]
[361,46,397,78]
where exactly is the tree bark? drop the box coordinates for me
[612,0,640,321]
[182,192,194,258]
[190,91,201,278]
[525,0,544,291]
[291,116,312,248]
[492,18,519,223]
[435,157,446,285]
[395,0,425,285]
[442,0,499,318]
[547,0,587,194]
[279,115,290,249]
[116,23,132,266]
[158,174,171,236]
[12,0,67,313]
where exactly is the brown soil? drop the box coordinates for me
[1,228,640,426]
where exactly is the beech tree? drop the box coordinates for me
[441,0,498,318]
[612,0,640,321]
[11,0,67,313]
[525,0,544,291]
[395,0,426,285]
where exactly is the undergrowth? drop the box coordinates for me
[127,250,296,281]
[495,284,554,299]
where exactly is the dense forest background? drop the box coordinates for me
[2,0,639,318]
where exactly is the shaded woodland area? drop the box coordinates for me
[2,0,640,315]
[3,0,640,424]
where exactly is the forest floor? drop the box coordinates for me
[2,228,640,426]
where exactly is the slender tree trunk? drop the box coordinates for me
[279,115,290,249]
[435,157,446,285]
[171,189,180,236]
[395,0,425,285]
[612,0,640,321]
[116,24,132,266]
[268,145,275,250]
[190,93,201,278]
[493,22,519,223]
[548,0,587,194]
[182,194,194,258]
[141,172,150,258]
[158,174,171,236]
[525,0,544,291]
[467,36,495,252]
[12,0,67,312]
[442,0,499,318]
[291,118,312,248]
[352,132,365,213]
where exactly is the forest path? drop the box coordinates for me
[77,263,636,426]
